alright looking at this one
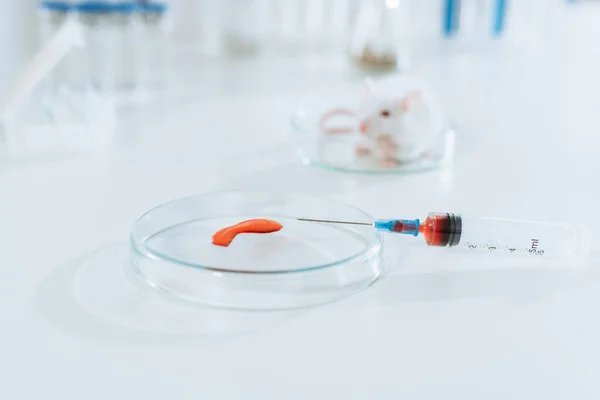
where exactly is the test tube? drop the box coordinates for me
[442,0,460,37]
[39,1,73,39]
[38,1,74,89]
[442,0,509,41]
[138,0,171,89]
[73,1,141,92]
[492,0,507,36]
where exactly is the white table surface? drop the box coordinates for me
[3,9,600,398]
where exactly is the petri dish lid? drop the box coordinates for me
[290,75,456,175]
[291,107,455,175]
[130,191,384,310]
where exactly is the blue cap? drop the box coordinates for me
[75,1,139,14]
[114,2,139,13]
[492,0,507,37]
[442,0,459,37]
[140,2,168,13]
[40,1,73,12]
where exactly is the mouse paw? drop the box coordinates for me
[378,136,399,158]
[379,157,400,168]
[355,146,372,157]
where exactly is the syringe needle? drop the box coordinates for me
[296,218,373,226]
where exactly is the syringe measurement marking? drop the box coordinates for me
[460,240,545,255]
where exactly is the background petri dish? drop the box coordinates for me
[130,191,383,310]
[290,106,456,175]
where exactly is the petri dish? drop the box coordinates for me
[130,191,383,310]
[290,105,456,175]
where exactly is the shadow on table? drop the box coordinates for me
[35,244,305,347]
[373,259,600,305]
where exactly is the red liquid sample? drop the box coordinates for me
[212,219,283,247]
[419,213,462,247]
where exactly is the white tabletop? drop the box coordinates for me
[3,14,600,398]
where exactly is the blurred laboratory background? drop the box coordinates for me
[6,3,600,398]
[0,0,599,157]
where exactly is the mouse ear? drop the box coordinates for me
[400,90,421,111]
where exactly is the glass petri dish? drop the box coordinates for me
[290,107,456,175]
[130,191,383,310]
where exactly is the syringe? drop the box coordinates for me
[299,212,593,261]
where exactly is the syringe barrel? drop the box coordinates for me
[423,213,592,261]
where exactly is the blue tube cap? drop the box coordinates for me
[141,2,168,13]
[75,2,139,14]
[40,1,73,12]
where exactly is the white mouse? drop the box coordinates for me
[355,76,439,167]
[320,75,443,168]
